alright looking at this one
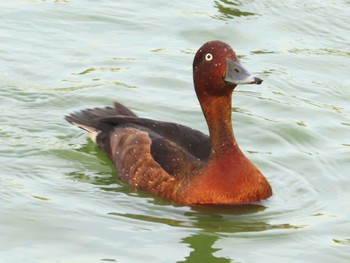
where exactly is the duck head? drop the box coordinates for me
[193,40,262,97]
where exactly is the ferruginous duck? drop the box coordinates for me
[65,40,272,205]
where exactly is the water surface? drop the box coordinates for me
[1,0,349,262]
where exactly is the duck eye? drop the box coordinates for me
[205,53,213,61]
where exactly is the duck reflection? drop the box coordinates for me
[178,233,230,263]
[178,204,266,262]
[109,204,301,262]
[213,0,257,20]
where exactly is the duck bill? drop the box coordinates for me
[224,58,263,85]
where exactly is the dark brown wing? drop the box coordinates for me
[65,102,209,181]
[100,116,211,161]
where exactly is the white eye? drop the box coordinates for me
[205,53,213,61]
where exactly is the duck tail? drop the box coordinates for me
[65,101,137,142]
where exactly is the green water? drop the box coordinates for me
[1,0,349,262]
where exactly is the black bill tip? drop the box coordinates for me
[254,77,263,85]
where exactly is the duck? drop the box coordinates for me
[65,40,272,205]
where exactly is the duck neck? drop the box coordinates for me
[199,93,240,159]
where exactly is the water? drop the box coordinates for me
[1,0,349,262]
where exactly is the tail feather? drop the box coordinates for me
[113,102,137,117]
[65,102,138,142]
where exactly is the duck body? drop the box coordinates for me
[66,41,272,205]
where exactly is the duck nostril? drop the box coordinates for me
[234,69,240,73]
